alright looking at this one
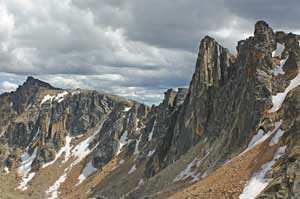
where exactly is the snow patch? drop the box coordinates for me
[273,57,288,76]
[173,158,202,182]
[138,179,144,187]
[76,160,98,185]
[4,166,9,173]
[46,128,100,199]
[17,147,38,190]
[239,145,287,199]
[41,91,69,105]
[148,120,156,141]
[112,159,125,170]
[269,128,284,146]
[71,90,81,96]
[273,65,285,76]
[71,129,99,166]
[54,91,68,103]
[201,171,208,179]
[270,67,300,112]
[272,42,287,76]
[30,128,40,145]
[42,135,73,168]
[272,43,285,57]
[273,56,288,76]
[134,134,142,155]
[46,172,67,199]
[123,107,131,112]
[147,149,156,157]
[247,129,265,149]
[128,164,136,174]
[41,94,55,105]
[18,172,36,191]
[25,103,32,111]
[116,130,129,156]
[0,124,10,137]
[247,121,282,150]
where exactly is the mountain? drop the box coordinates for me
[0,20,300,199]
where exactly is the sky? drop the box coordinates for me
[0,0,300,104]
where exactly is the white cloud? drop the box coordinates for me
[0,0,195,76]
[0,2,15,56]
[35,74,165,104]
[0,2,15,38]
[208,17,253,52]
[0,81,18,92]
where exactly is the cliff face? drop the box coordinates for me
[164,21,300,199]
[150,21,277,178]
[1,21,300,199]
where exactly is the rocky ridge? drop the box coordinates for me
[0,21,300,199]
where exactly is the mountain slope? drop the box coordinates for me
[1,20,300,199]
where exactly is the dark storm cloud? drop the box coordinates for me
[0,0,299,104]
[226,0,300,29]
[72,0,230,51]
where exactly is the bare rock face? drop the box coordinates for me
[162,21,276,170]
[170,35,236,156]
[12,76,60,114]
[121,21,300,199]
[134,21,281,184]
[127,21,290,190]
[193,35,235,88]
[144,88,189,178]
[0,78,140,171]
[92,102,150,168]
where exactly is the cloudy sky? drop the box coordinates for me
[0,0,300,104]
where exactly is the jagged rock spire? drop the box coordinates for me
[254,20,276,52]
[193,36,235,89]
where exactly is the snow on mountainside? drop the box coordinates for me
[0,21,300,199]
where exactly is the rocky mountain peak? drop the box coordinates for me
[162,89,178,107]
[193,35,235,89]
[11,77,59,114]
[254,20,276,52]
[22,76,58,90]
[254,20,273,37]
